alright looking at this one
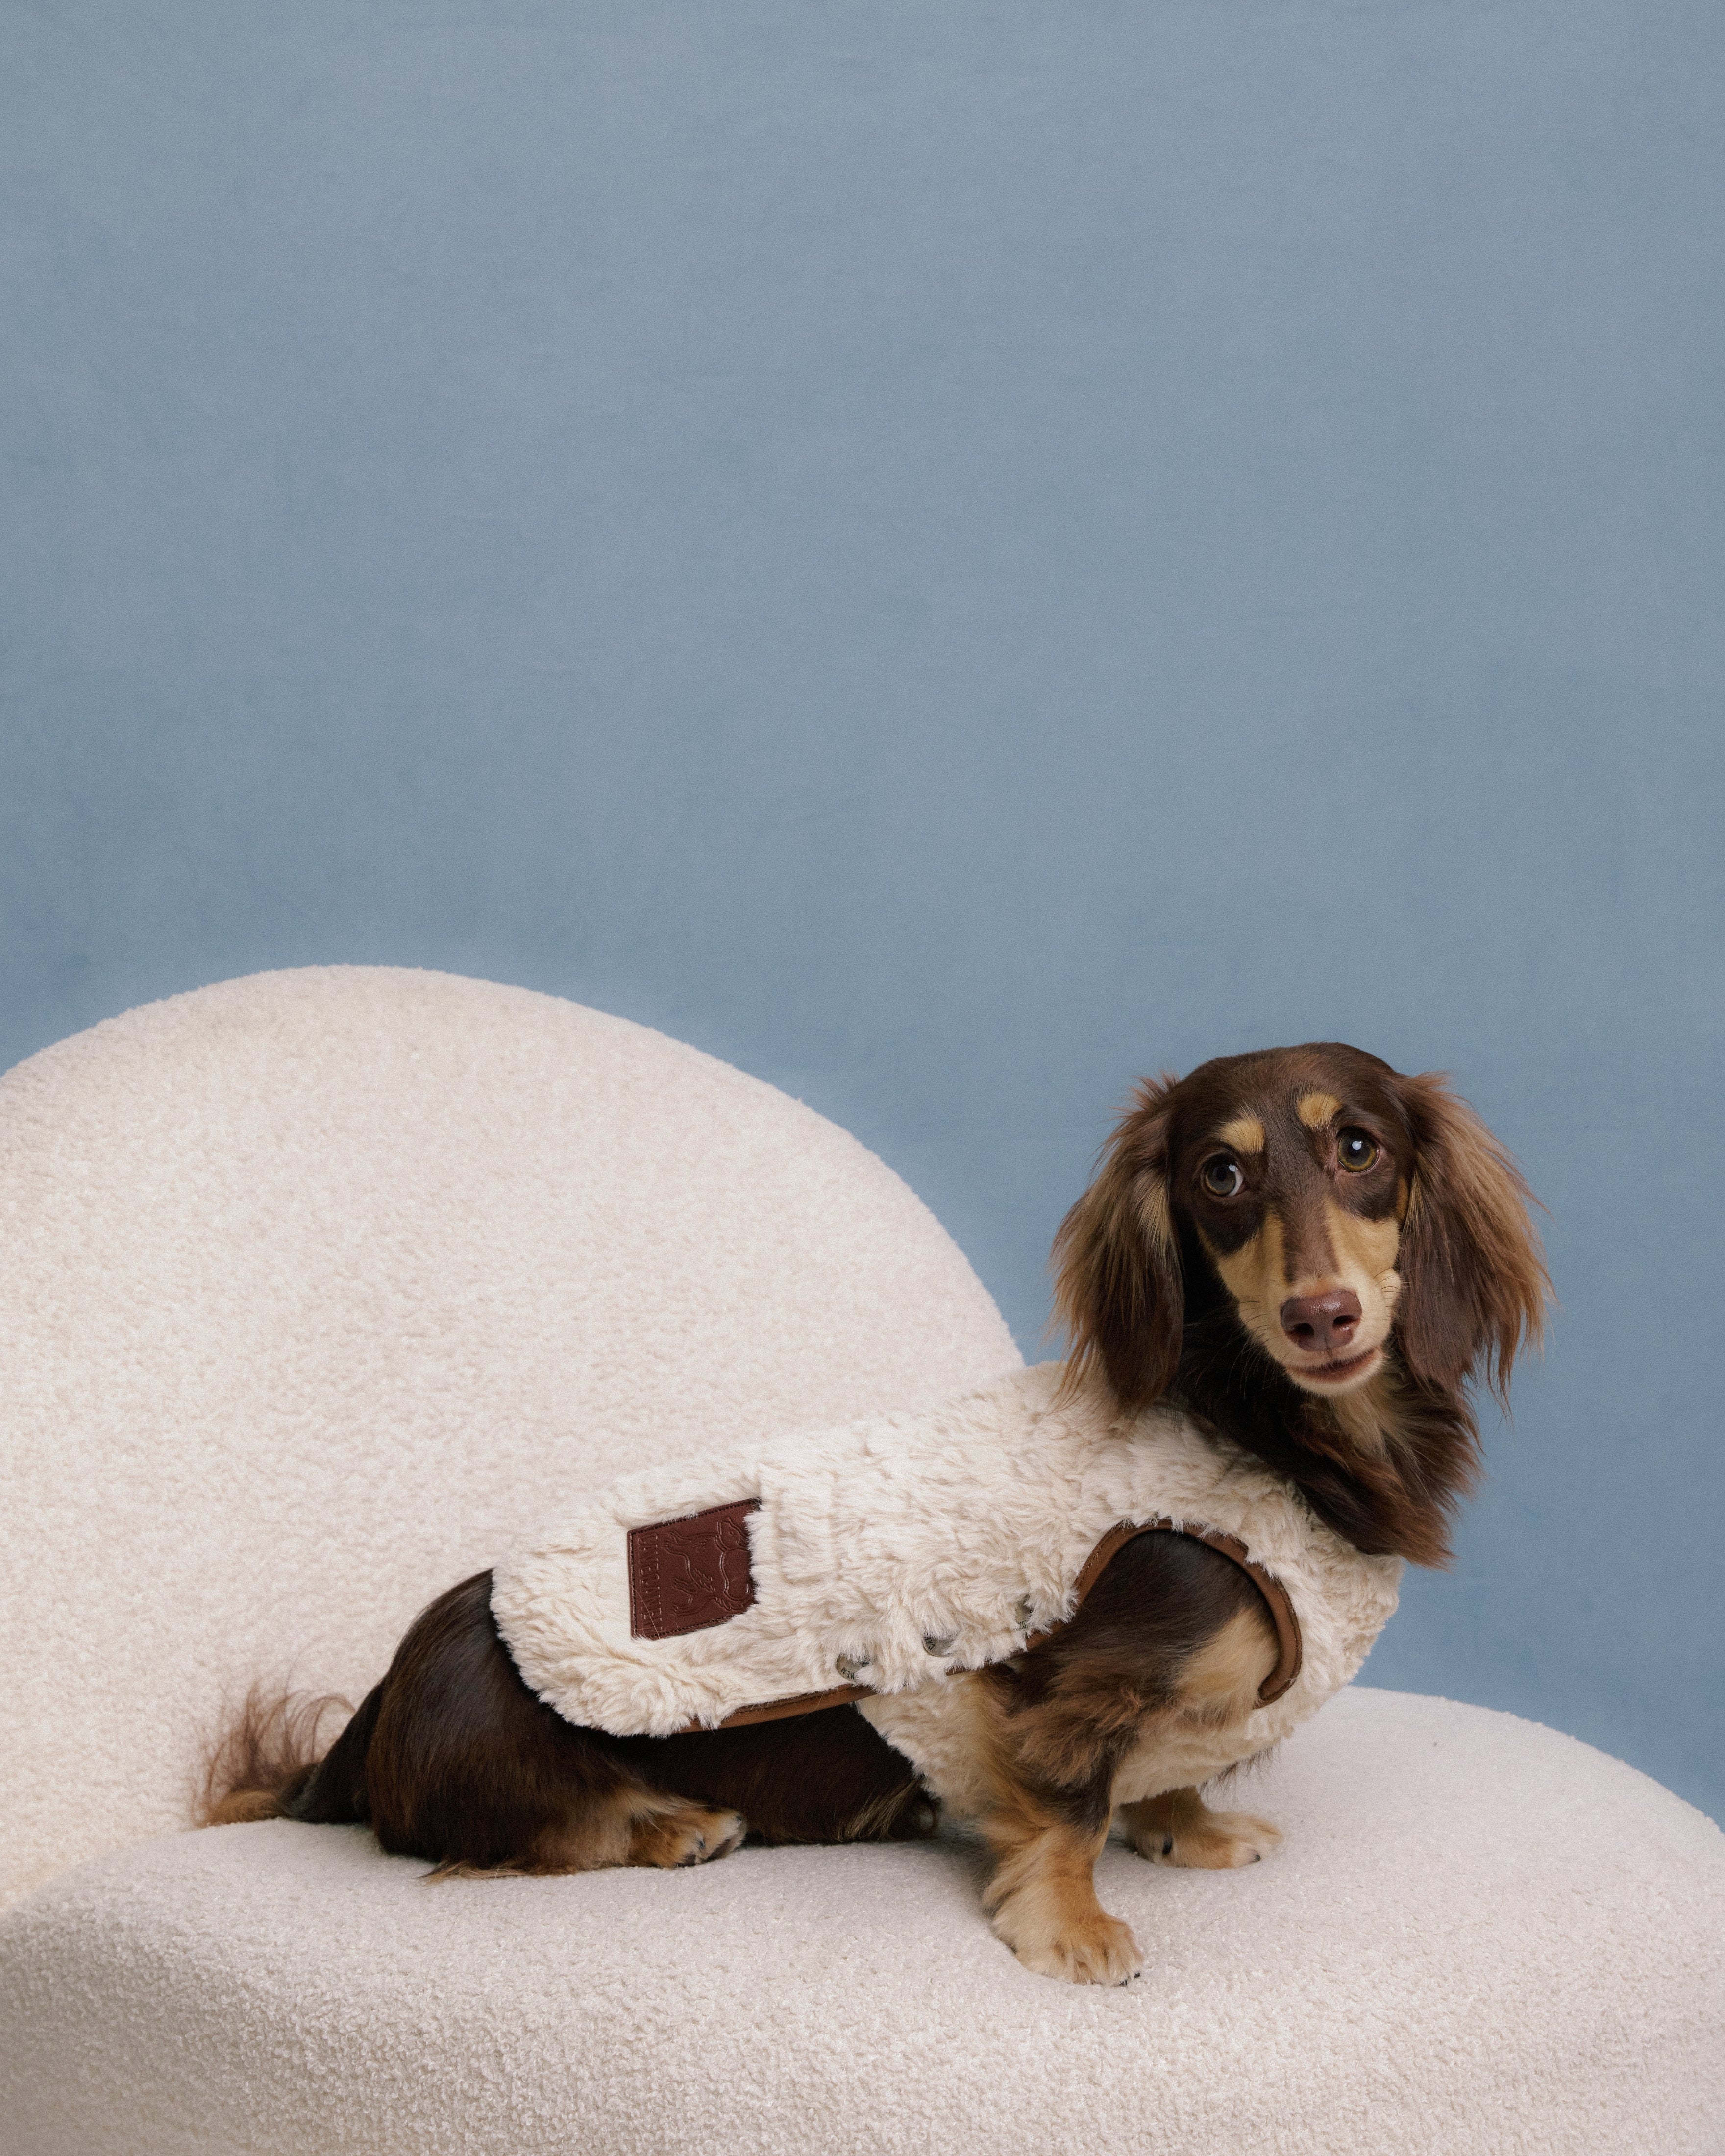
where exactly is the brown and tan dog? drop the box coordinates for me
[205,1043,1548,1984]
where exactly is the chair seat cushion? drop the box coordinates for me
[4,1688,1720,2156]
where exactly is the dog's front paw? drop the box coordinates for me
[993,1900,1144,1985]
[1126,1801,1280,1870]
[628,1801,747,1869]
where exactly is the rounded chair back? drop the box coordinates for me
[0,968,1018,1907]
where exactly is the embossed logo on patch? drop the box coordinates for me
[628,1500,761,1640]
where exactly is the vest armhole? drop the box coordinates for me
[1039,1518,1303,1706]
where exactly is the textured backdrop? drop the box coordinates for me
[2,0,1720,1818]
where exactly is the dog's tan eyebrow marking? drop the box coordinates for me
[1216,1113,1266,1153]
[1296,1091,1341,1130]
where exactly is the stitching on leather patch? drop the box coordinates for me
[628,1500,761,1640]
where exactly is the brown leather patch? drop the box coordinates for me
[628,1500,761,1640]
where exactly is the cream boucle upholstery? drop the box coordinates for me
[0,966,1018,1910]
[2,968,1721,2155]
[4,1691,1722,2156]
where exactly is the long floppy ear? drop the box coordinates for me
[1051,1075,1183,1409]
[1393,1072,1552,1403]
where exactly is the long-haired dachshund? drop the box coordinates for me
[204,1043,1548,1983]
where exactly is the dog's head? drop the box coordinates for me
[1053,1043,1549,1415]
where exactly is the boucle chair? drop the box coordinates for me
[1,967,1720,2156]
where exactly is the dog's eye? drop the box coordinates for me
[1201,1157,1244,1197]
[1338,1128,1380,1172]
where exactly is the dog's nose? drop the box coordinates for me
[1279,1288,1362,1355]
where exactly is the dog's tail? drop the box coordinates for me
[197,1683,383,1827]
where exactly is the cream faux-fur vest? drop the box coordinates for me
[492,1364,1403,1815]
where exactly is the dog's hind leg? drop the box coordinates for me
[363,1571,746,1877]
[444,1788,745,1879]
[618,1702,937,1847]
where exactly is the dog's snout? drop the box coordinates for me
[1278,1288,1362,1355]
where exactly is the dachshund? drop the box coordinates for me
[203,1042,1548,1984]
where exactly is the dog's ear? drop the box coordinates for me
[1392,1072,1551,1402]
[1051,1075,1184,1409]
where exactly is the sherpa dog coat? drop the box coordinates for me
[492,1363,1404,1816]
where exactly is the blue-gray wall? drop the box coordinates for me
[4,2,1721,1818]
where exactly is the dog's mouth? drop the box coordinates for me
[1281,1344,1383,1392]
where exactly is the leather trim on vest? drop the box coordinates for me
[682,1517,1302,1732]
[699,1682,873,1729]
